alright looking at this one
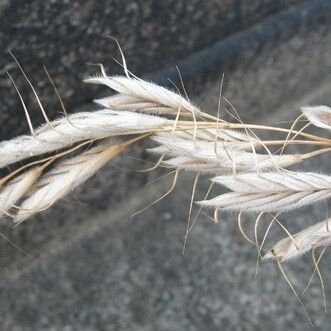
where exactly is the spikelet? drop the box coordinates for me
[151,133,304,173]
[85,75,204,117]
[0,167,43,218]
[301,105,331,130]
[199,172,331,212]
[14,138,137,223]
[0,110,170,169]
[264,218,331,262]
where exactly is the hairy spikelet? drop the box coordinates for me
[264,218,331,262]
[301,105,331,130]
[14,138,135,223]
[199,172,331,212]
[0,167,43,218]
[85,75,203,117]
[0,110,170,168]
[152,133,304,173]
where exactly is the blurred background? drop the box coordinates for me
[0,0,331,330]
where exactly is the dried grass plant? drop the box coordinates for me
[2,43,331,322]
